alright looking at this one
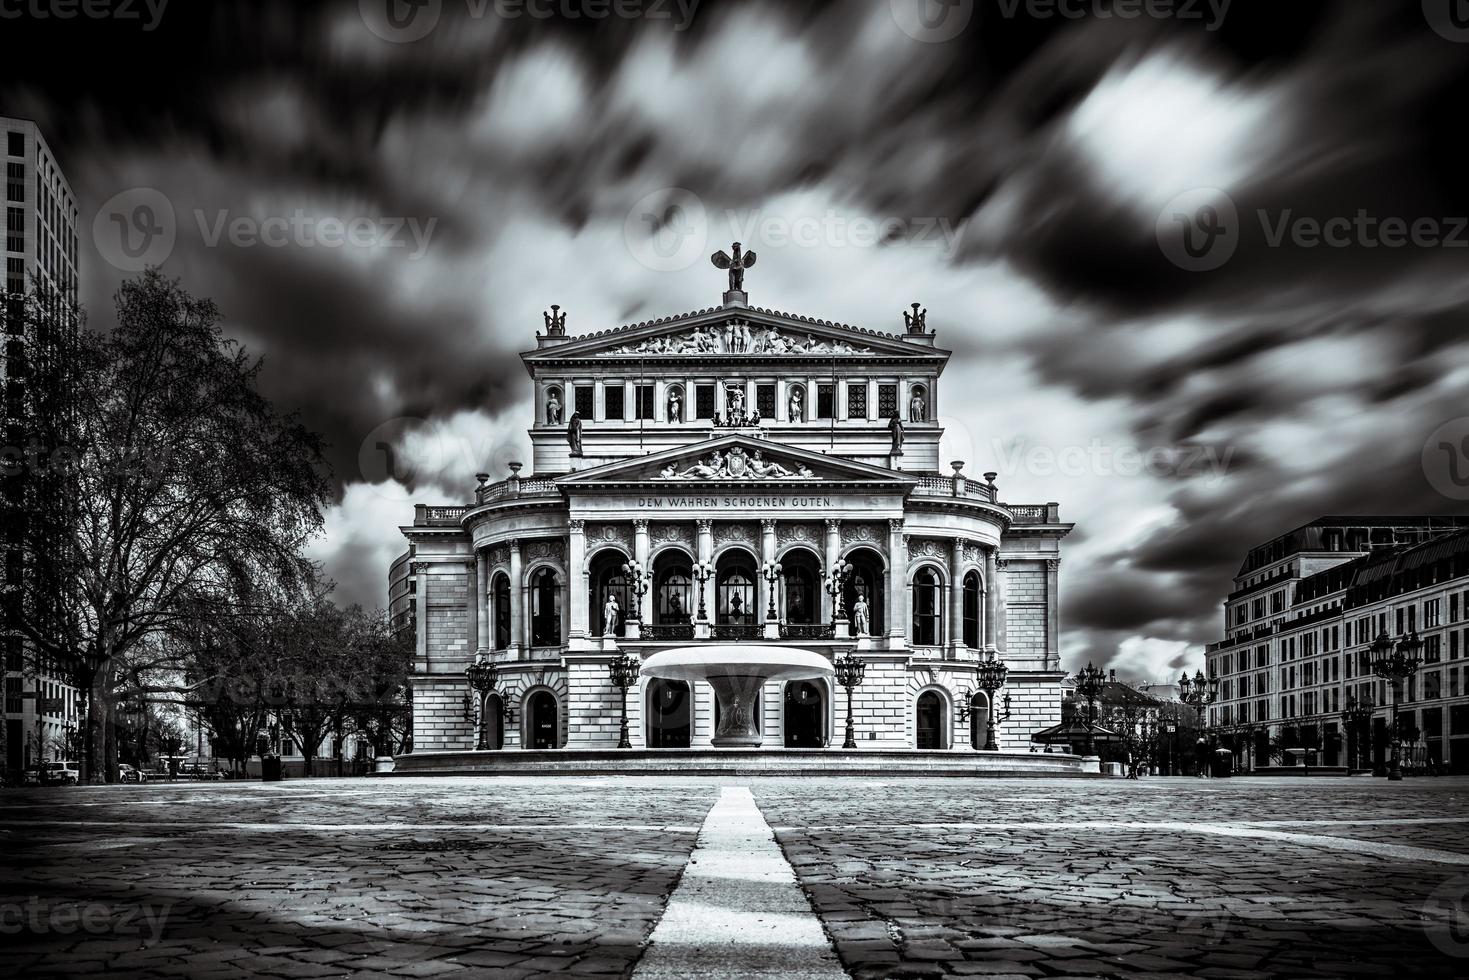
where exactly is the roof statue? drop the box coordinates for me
[544,304,567,336]
[904,302,928,334]
[712,241,756,293]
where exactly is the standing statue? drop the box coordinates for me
[888,415,904,456]
[728,385,746,418]
[546,390,563,425]
[603,594,620,636]
[711,242,757,292]
[788,387,804,422]
[668,592,683,620]
[729,592,745,622]
[567,411,584,457]
[909,390,927,423]
[852,593,870,636]
[668,388,683,423]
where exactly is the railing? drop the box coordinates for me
[641,623,695,641]
[712,624,762,641]
[1004,503,1051,522]
[476,477,561,505]
[911,474,997,503]
[414,505,468,526]
[779,623,837,641]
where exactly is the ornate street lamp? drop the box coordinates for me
[1369,630,1423,781]
[1178,669,1219,776]
[464,655,498,751]
[1074,662,1107,756]
[825,560,853,622]
[692,559,715,623]
[1340,695,1375,771]
[621,559,650,625]
[608,652,642,749]
[833,653,867,749]
[974,652,1012,752]
[760,560,784,622]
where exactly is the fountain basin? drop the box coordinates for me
[639,646,834,747]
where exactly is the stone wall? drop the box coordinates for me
[422,562,472,675]
[1004,565,1048,667]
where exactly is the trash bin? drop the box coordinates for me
[1211,749,1232,778]
[261,756,282,782]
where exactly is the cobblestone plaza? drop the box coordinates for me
[5,776,1468,978]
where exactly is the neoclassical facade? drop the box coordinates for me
[394,270,1069,754]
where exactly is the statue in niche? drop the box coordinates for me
[546,390,563,425]
[603,594,620,636]
[567,411,584,457]
[668,388,683,423]
[909,389,927,423]
[852,592,870,636]
[727,385,746,417]
[788,387,804,422]
[888,415,904,456]
[668,592,683,620]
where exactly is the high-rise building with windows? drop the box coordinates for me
[2,115,81,777]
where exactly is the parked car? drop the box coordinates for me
[43,762,80,785]
[118,764,147,783]
[21,766,43,786]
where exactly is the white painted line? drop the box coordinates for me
[0,821,702,832]
[633,786,848,979]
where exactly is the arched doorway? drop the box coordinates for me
[646,680,691,748]
[589,549,632,637]
[912,566,943,646]
[780,549,820,624]
[969,691,990,750]
[716,549,757,625]
[842,548,884,637]
[482,694,505,750]
[916,691,944,749]
[784,680,825,747]
[529,569,561,647]
[526,691,558,749]
[653,549,694,625]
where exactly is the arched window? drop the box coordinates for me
[962,571,981,650]
[654,550,694,624]
[716,550,757,625]
[781,549,820,624]
[912,567,942,646]
[529,568,561,647]
[970,691,990,750]
[492,572,511,650]
[589,550,631,637]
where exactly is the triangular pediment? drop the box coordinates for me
[525,305,947,363]
[556,435,917,488]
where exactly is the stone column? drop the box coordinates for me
[508,540,523,654]
[887,519,907,644]
[949,538,965,653]
[653,381,666,423]
[567,521,587,644]
[823,519,841,623]
[1046,558,1060,671]
[592,380,605,422]
[474,550,488,654]
[983,546,997,653]
[413,562,429,670]
[994,557,1009,654]
[634,519,651,623]
[867,379,879,422]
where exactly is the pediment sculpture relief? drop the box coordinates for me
[657,447,816,481]
[607,324,875,357]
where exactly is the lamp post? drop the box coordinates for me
[608,652,642,749]
[1178,669,1219,776]
[974,652,1012,751]
[1340,695,1374,771]
[833,653,867,749]
[692,559,714,623]
[760,561,783,622]
[825,560,853,636]
[464,655,498,751]
[1073,662,1106,757]
[622,559,650,633]
[1369,630,1423,781]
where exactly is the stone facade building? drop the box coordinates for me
[394,271,1070,755]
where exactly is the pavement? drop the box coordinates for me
[2,775,1467,978]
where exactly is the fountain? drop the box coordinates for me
[639,646,835,747]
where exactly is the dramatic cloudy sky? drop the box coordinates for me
[7,0,1469,682]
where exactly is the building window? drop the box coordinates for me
[846,382,867,419]
[756,383,775,419]
[816,384,834,419]
[962,571,980,649]
[573,385,594,419]
[716,551,757,625]
[6,163,22,203]
[529,568,561,647]
[695,384,715,420]
[1424,671,1442,700]
[6,133,22,157]
[632,384,654,421]
[492,574,511,651]
[878,383,898,419]
[604,384,624,420]
[781,550,820,625]
[911,567,942,646]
